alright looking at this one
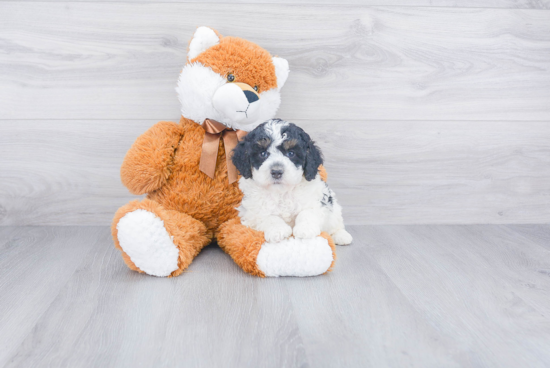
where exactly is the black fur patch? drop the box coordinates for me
[321,182,334,208]
[278,122,324,181]
[231,122,272,179]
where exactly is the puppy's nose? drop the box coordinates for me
[271,168,284,180]
[243,90,259,103]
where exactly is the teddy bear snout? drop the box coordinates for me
[243,90,259,103]
[212,83,261,123]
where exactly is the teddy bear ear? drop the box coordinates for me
[272,57,290,91]
[187,26,220,60]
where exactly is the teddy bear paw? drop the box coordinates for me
[116,209,179,277]
[256,236,334,277]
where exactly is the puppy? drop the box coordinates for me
[232,119,353,245]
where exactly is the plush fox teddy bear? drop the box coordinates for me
[112,27,336,278]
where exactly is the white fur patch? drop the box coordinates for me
[238,173,331,231]
[264,119,289,146]
[332,229,353,245]
[252,215,293,243]
[188,26,219,60]
[212,83,260,122]
[254,89,281,130]
[272,57,289,90]
[116,209,179,277]
[256,236,334,277]
[293,220,321,239]
[177,63,227,125]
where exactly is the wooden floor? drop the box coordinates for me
[1,225,549,368]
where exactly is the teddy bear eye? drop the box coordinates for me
[286,151,295,158]
[259,151,269,158]
[254,86,259,92]
[227,74,235,82]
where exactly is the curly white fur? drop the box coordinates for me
[238,174,352,245]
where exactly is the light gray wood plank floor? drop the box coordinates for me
[1,225,550,368]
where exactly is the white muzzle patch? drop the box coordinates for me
[212,83,260,123]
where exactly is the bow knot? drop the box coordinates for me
[199,119,247,184]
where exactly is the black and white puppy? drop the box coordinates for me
[232,119,353,245]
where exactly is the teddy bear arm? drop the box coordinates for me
[120,121,185,195]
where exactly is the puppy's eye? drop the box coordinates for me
[259,151,269,158]
[286,151,295,158]
[254,86,259,92]
[227,74,235,82]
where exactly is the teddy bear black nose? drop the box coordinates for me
[243,90,259,103]
[271,168,284,179]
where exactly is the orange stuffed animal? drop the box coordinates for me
[112,27,336,277]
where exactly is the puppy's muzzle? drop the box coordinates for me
[271,164,284,180]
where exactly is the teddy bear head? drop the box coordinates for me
[176,27,289,132]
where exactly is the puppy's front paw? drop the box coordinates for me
[293,223,321,239]
[264,224,293,243]
[332,229,353,245]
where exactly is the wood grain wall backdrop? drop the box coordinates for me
[1,3,549,225]
[4,0,550,7]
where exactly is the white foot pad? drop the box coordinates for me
[256,236,333,277]
[116,209,179,277]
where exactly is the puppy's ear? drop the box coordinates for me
[231,140,253,179]
[301,132,324,181]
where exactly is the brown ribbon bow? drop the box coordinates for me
[199,118,247,184]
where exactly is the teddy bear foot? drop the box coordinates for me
[116,209,180,277]
[217,218,336,277]
[112,199,212,277]
[256,236,334,277]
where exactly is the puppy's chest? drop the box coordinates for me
[271,192,305,222]
[257,187,318,222]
